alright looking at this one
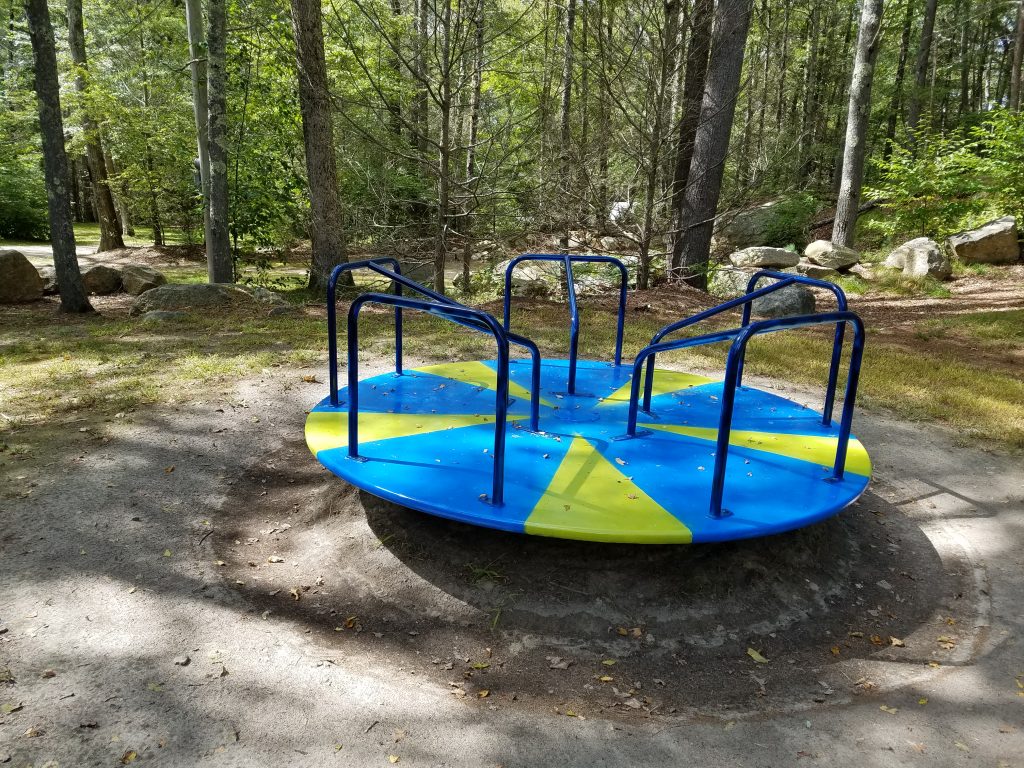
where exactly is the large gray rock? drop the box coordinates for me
[803,240,861,270]
[947,216,1020,264]
[848,262,877,281]
[0,250,43,303]
[120,264,167,295]
[883,237,951,279]
[714,201,782,251]
[709,266,815,318]
[493,258,561,298]
[784,261,841,280]
[81,264,122,295]
[751,285,816,319]
[129,283,286,316]
[728,246,800,269]
[37,265,59,294]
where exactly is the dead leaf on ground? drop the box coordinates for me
[601,659,617,667]
[388,755,400,764]
[879,705,898,715]
[162,549,173,558]
[302,375,319,383]
[120,749,138,764]
[23,725,44,738]
[547,657,574,670]
[747,648,769,664]
[267,556,285,563]
[830,645,841,656]
[1,702,23,714]
[477,689,489,698]
[908,742,926,754]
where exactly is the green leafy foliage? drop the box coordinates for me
[865,110,1024,242]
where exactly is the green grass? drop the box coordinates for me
[2,294,1022,451]
[0,222,191,249]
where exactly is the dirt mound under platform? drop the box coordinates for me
[215,438,978,720]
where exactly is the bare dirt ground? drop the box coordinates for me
[1,253,1022,766]
[1,357,1022,766]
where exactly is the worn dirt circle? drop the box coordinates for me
[215,438,979,719]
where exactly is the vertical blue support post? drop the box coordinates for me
[327,271,340,407]
[564,254,580,394]
[830,319,865,479]
[708,337,746,519]
[346,302,361,458]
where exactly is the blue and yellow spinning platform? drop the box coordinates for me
[306,256,870,544]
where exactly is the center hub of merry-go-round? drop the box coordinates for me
[305,255,870,544]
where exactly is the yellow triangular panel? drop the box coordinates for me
[413,361,555,407]
[525,437,692,543]
[305,410,499,455]
[643,423,871,476]
[600,369,714,406]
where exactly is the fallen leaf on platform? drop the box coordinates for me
[747,648,769,664]
[614,458,626,466]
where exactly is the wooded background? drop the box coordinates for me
[3,0,1024,298]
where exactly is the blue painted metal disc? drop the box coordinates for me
[305,359,871,543]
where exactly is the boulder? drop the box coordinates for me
[0,250,44,303]
[140,310,187,323]
[947,216,1020,264]
[847,263,876,281]
[81,264,122,295]
[709,266,816,318]
[752,284,816,319]
[493,258,561,298]
[883,237,951,279]
[728,246,800,269]
[714,201,781,251]
[37,265,59,294]
[803,240,860,270]
[784,261,841,280]
[129,283,287,316]
[120,264,167,295]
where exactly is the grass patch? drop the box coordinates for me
[2,292,1022,451]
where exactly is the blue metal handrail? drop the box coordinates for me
[327,260,541,431]
[640,270,849,424]
[625,310,865,519]
[347,292,511,506]
[502,253,628,394]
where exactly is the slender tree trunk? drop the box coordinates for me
[414,0,429,157]
[462,0,484,292]
[668,0,712,275]
[596,0,611,226]
[291,0,350,292]
[637,0,679,290]
[884,0,914,159]
[833,0,884,248]
[796,4,820,179]
[102,146,132,236]
[907,0,938,134]
[434,0,453,293]
[1011,0,1024,110]
[25,0,92,313]
[557,0,578,251]
[957,0,972,118]
[67,0,124,252]
[676,0,754,287]
[184,0,214,262]
[205,0,232,282]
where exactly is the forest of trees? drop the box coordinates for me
[3,0,1024,309]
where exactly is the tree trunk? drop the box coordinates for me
[796,4,820,179]
[907,0,938,134]
[668,0,712,275]
[102,145,133,236]
[291,0,350,292]
[25,0,92,313]
[674,0,754,287]
[434,0,453,293]
[184,0,214,262]
[883,0,914,160]
[833,0,884,248]
[1011,0,1024,110]
[206,0,232,282]
[636,0,679,290]
[557,0,577,252]
[67,0,124,252]
[414,0,429,157]
[462,0,484,292]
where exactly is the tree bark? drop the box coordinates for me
[1011,0,1024,110]
[433,0,453,293]
[907,0,938,133]
[25,0,92,313]
[674,0,754,287]
[883,0,914,160]
[291,0,350,292]
[668,0,712,275]
[462,0,484,292]
[67,0,124,252]
[206,0,232,282]
[833,0,884,248]
[557,0,577,252]
[184,0,214,263]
